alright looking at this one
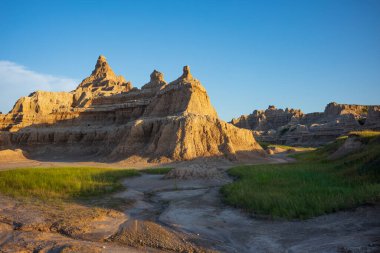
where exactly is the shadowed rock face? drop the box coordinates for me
[231,103,380,146]
[231,106,303,131]
[0,56,263,161]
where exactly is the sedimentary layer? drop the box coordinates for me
[231,103,380,146]
[0,56,262,161]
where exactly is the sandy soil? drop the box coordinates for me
[0,151,276,171]
[0,154,379,252]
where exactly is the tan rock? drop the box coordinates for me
[0,149,28,161]
[232,102,380,146]
[0,57,263,162]
[110,219,204,252]
[141,70,166,90]
[231,106,303,132]
[73,55,133,107]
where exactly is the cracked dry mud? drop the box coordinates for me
[0,165,379,253]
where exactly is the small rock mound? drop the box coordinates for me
[329,136,363,160]
[110,219,208,252]
[0,149,28,161]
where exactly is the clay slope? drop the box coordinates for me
[0,56,262,161]
[231,103,380,146]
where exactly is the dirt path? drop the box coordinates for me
[120,170,380,253]
[0,156,379,252]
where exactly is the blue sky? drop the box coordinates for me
[1,0,379,120]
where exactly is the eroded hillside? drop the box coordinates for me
[0,56,263,162]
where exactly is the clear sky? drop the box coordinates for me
[1,0,379,121]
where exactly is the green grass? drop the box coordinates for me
[140,167,173,174]
[258,141,315,152]
[222,131,380,219]
[268,144,315,152]
[0,167,139,200]
[349,130,380,139]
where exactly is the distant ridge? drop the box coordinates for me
[231,103,380,146]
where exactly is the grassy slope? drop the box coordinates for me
[222,131,380,219]
[269,144,315,152]
[258,141,315,152]
[0,167,139,200]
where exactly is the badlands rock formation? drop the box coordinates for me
[231,103,380,146]
[0,56,262,161]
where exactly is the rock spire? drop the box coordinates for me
[141,70,166,90]
[181,66,192,80]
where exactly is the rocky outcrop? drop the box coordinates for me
[141,70,167,91]
[0,149,28,161]
[232,103,380,146]
[328,136,363,160]
[143,66,218,118]
[0,56,263,161]
[231,105,303,131]
[0,91,76,131]
[0,56,134,131]
[73,55,133,107]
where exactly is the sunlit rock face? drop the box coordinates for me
[231,103,380,146]
[73,55,133,107]
[0,56,263,161]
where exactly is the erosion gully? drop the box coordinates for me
[117,168,380,253]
